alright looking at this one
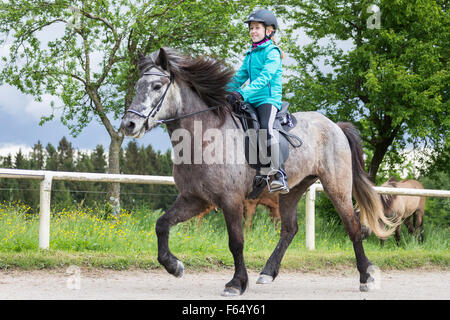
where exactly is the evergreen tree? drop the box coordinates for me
[45,143,58,171]
[0,154,17,203]
[14,149,28,169]
[52,138,74,207]
[57,137,75,172]
[91,145,107,173]
[123,141,140,174]
[30,141,45,170]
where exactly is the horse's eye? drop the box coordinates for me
[153,84,162,91]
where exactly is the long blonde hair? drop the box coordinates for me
[266,26,285,59]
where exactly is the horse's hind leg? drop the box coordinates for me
[257,176,317,284]
[156,194,210,277]
[322,182,374,291]
[394,224,402,245]
[404,216,414,234]
[413,209,425,243]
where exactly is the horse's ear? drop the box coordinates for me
[156,47,169,70]
[137,50,145,61]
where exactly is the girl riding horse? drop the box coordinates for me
[226,9,289,194]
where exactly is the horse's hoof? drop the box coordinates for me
[221,286,241,297]
[173,260,184,278]
[359,276,375,292]
[360,283,369,292]
[256,274,273,284]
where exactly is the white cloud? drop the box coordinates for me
[24,94,61,120]
[0,85,61,121]
[0,142,32,157]
[0,42,11,60]
[0,84,32,118]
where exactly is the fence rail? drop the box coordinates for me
[304,183,450,250]
[1,168,449,250]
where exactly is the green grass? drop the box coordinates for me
[0,201,448,271]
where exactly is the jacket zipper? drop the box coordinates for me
[248,51,253,82]
[268,83,272,97]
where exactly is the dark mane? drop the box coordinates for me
[138,48,234,122]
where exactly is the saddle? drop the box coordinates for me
[232,102,303,198]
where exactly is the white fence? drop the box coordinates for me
[1,168,449,250]
[304,183,450,250]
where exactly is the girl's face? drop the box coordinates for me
[249,22,266,43]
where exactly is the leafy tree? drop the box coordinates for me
[421,170,450,227]
[284,0,449,182]
[0,0,262,212]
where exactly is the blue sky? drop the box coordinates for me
[0,20,173,158]
[0,84,173,157]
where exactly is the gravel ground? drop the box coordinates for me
[0,268,448,300]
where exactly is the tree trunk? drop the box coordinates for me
[107,131,124,216]
[367,121,402,182]
[368,144,388,183]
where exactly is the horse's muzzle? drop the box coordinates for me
[120,118,137,136]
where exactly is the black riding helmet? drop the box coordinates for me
[245,9,278,41]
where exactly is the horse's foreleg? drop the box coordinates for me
[156,194,210,277]
[221,201,248,296]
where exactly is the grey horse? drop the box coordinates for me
[120,47,398,296]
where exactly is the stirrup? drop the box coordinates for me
[269,182,289,194]
[268,170,289,194]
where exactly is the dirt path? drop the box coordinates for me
[0,268,448,300]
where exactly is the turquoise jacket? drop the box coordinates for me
[227,40,283,110]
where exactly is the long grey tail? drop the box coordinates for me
[337,122,398,239]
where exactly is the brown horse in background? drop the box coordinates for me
[197,192,280,231]
[380,177,426,244]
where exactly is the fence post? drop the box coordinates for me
[305,185,316,250]
[39,173,53,249]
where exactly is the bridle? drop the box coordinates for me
[125,66,174,123]
[125,66,220,127]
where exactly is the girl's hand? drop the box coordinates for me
[226,91,243,107]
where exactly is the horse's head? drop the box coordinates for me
[121,48,177,138]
